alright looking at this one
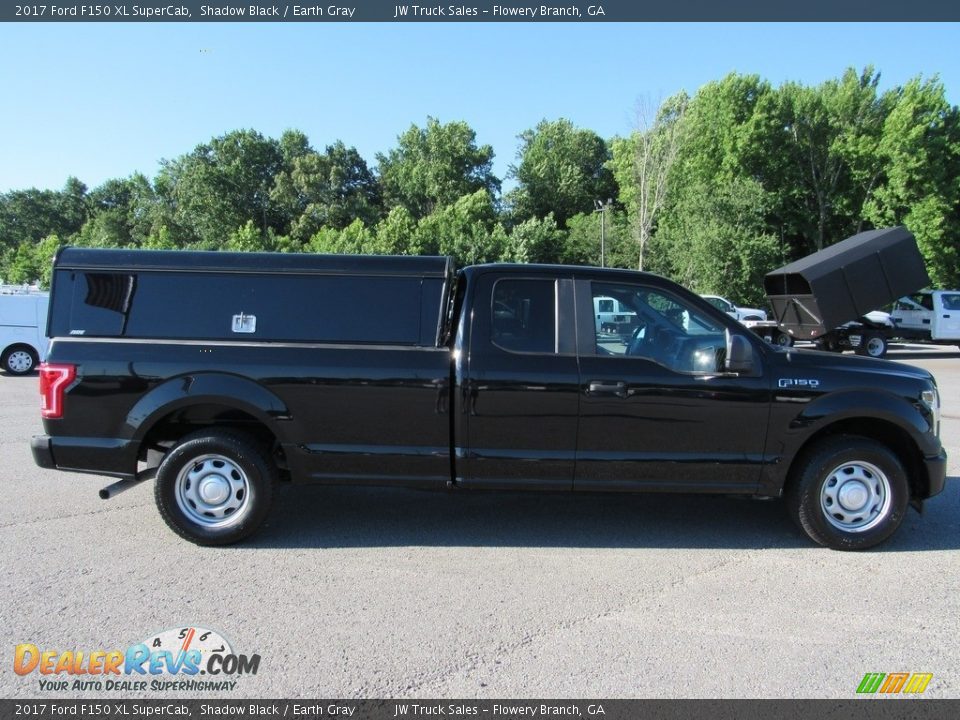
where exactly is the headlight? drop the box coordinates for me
[921,387,940,435]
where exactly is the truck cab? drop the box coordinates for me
[891,290,960,345]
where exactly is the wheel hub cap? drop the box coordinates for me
[837,481,869,511]
[174,454,251,528]
[820,461,891,533]
[198,475,230,504]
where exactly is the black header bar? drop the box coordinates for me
[1,700,959,719]
[4,0,960,22]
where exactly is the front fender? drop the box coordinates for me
[760,388,938,494]
[125,373,292,443]
[788,389,931,440]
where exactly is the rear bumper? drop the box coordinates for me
[30,434,136,479]
[923,448,948,498]
[31,435,56,469]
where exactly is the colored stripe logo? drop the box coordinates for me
[857,673,933,694]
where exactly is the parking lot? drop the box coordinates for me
[1,344,958,699]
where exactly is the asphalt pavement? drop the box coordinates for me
[1,343,957,699]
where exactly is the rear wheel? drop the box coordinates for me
[2,345,39,375]
[155,429,277,545]
[856,332,888,358]
[786,436,909,550]
[774,331,793,348]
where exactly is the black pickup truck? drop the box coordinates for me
[31,242,946,550]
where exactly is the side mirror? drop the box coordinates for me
[725,330,754,374]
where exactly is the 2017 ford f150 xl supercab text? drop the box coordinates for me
[31,233,946,550]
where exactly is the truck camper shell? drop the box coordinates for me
[49,248,456,347]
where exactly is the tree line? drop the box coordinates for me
[2,67,958,306]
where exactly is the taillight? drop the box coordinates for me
[39,363,76,419]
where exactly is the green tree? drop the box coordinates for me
[656,178,780,307]
[308,218,377,255]
[1,234,62,287]
[157,129,287,246]
[501,214,566,264]
[508,118,618,227]
[273,140,381,242]
[562,209,632,268]
[377,117,500,219]
[412,190,504,264]
[373,206,420,255]
[865,76,960,288]
[81,173,158,248]
[743,67,890,253]
[610,94,688,269]
[0,178,89,251]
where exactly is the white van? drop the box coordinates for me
[1,288,50,375]
[890,290,960,347]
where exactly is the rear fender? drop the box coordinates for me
[125,373,292,443]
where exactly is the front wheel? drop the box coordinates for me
[2,345,39,375]
[155,429,277,545]
[786,436,909,550]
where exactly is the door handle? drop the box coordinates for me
[586,380,628,398]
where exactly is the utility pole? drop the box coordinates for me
[594,199,612,268]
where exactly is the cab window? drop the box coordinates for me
[591,282,726,373]
[491,279,557,354]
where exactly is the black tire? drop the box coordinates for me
[2,345,39,375]
[856,332,888,358]
[774,331,794,348]
[155,428,276,546]
[786,436,909,550]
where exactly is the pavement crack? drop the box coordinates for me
[387,551,754,696]
[0,502,153,530]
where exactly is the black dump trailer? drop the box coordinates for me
[763,227,930,357]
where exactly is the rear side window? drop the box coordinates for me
[491,279,556,354]
[941,294,960,311]
[50,270,437,345]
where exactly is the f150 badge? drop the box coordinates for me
[779,378,821,389]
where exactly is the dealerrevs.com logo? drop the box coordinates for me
[14,627,260,693]
[857,672,933,695]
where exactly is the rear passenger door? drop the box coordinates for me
[459,272,579,490]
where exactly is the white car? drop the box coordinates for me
[701,295,767,322]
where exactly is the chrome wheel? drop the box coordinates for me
[820,461,891,532]
[175,454,251,528]
[5,349,35,374]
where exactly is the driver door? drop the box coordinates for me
[574,278,770,492]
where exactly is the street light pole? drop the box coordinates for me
[595,199,612,268]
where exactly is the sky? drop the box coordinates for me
[0,21,958,193]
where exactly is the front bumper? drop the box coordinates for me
[923,448,948,498]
